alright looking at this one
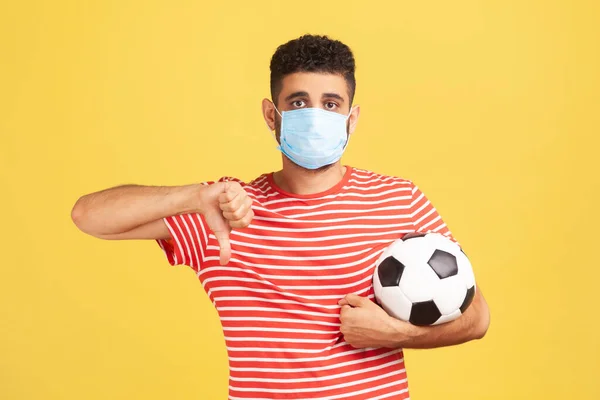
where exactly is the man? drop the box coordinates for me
[72,35,489,400]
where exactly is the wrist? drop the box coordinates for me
[389,316,425,348]
[176,184,207,215]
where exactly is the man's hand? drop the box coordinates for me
[201,181,254,265]
[339,290,490,350]
[338,294,409,349]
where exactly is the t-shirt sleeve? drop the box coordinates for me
[410,181,459,244]
[156,213,211,272]
[155,177,246,271]
[155,181,215,272]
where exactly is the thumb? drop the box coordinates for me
[221,179,230,193]
[339,293,365,307]
[214,230,231,265]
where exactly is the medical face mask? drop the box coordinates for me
[272,106,354,170]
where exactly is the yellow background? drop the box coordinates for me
[1,0,598,399]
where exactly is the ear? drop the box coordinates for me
[348,105,360,134]
[262,98,276,131]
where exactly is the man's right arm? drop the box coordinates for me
[71,184,205,240]
[71,181,254,265]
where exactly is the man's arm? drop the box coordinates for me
[71,181,254,265]
[71,184,203,240]
[390,289,489,349]
[338,289,490,349]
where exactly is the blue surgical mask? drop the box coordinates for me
[271,106,354,170]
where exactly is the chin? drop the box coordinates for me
[300,163,337,173]
[283,154,339,173]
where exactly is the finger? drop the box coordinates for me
[339,305,351,320]
[341,304,352,311]
[343,293,366,307]
[222,196,253,220]
[214,231,231,265]
[338,298,349,306]
[228,209,254,229]
[218,181,242,204]
[220,190,246,213]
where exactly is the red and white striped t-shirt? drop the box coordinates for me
[157,166,453,400]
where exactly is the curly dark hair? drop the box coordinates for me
[269,35,356,105]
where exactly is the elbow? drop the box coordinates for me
[71,196,119,240]
[71,196,90,233]
[473,305,490,340]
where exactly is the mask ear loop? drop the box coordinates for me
[338,106,356,151]
[266,103,283,146]
[346,106,357,134]
[347,106,354,118]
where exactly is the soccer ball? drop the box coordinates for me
[373,232,476,326]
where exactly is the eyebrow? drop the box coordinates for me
[322,92,345,103]
[283,91,346,103]
[284,91,309,101]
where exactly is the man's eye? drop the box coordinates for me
[292,100,306,108]
[325,102,337,110]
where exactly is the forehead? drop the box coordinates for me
[278,72,349,100]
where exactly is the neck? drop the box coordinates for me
[273,158,347,195]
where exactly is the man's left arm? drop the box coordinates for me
[338,289,490,349]
[337,180,490,349]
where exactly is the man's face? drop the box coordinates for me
[262,72,360,144]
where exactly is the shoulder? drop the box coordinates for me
[214,174,269,186]
[349,167,415,189]
[215,174,272,197]
[247,174,271,188]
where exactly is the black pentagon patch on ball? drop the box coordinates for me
[409,300,442,326]
[460,286,476,313]
[402,232,427,240]
[427,249,458,279]
[377,256,406,287]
